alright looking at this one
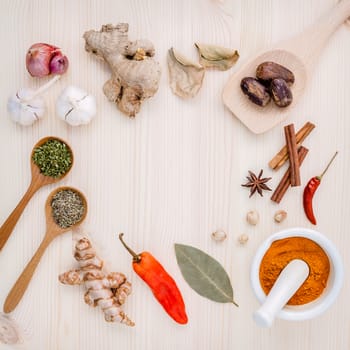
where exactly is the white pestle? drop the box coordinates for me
[253,259,309,327]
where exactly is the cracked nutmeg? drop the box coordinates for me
[241,169,272,197]
[240,77,271,107]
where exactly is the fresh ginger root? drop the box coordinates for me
[59,237,134,326]
[83,23,161,117]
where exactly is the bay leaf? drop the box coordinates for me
[167,47,205,98]
[195,43,239,70]
[174,243,238,306]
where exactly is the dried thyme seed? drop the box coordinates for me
[51,190,85,228]
[32,139,72,178]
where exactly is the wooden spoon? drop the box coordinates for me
[222,0,350,134]
[0,136,73,251]
[3,186,87,314]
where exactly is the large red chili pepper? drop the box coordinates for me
[303,152,338,225]
[119,233,188,324]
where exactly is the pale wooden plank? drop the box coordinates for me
[0,0,349,349]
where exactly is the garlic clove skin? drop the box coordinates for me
[7,88,46,126]
[56,86,97,126]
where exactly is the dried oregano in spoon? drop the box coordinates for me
[32,139,72,178]
[51,189,85,228]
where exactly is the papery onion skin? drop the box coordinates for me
[26,43,68,77]
[50,53,69,75]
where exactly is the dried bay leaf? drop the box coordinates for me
[167,47,205,98]
[195,43,239,70]
[174,243,238,306]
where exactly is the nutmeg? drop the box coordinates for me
[240,77,271,107]
[256,61,295,85]
[270,78,293,108]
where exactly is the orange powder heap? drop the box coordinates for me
[259,236,330,305]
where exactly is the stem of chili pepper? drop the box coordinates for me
[118,233,188,324]
[303,151,338,225]
[318,151,338,180]
[119,233,141,262]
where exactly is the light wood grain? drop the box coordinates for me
[0,0,349,349]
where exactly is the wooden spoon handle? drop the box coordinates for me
[3,234,53,313]
[280,0,350,68]
[0,181,41,251]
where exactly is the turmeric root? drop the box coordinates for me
[83,23,161,117]
[59,237,134,326]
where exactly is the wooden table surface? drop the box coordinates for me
[0,0,349,349]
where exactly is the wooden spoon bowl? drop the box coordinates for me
[223,50,307,134]
[3,186,87,314]
[0,136,73,251]
[44,186,87,235]
[223,0,350,134]
[30,136,74,186]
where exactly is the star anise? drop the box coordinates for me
[241,169,272,197]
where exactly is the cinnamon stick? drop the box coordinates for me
[271,146,309,203]
[269,122,315,170]
[284,124,300,186]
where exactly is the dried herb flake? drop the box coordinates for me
[32,139,72,178]
[51,189,85,228]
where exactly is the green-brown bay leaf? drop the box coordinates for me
[167,47,205,98]
[195,43,239,70]
[174,243,238,306]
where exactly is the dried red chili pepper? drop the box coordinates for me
[119,233,188,324]
[303,152,338,225]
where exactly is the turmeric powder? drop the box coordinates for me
[259,237,330,305]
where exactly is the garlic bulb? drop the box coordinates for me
[7,88,46,126]
[7,75,61,126]
[0,314,22,344]
[56,86,96,126]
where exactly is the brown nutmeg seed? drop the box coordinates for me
[256,61,295,85]
[240,77,271,107]
[270,78,293,108]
